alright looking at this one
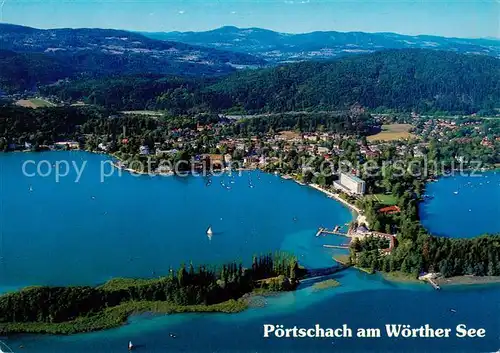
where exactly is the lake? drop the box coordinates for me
[0,151,353,289]
[0,152,499,353]
[420,170,500,238]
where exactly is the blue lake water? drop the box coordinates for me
[0,152,499,353]
[420,170,500,238]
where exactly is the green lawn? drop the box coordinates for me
[372,194,398,206]
[31,98,55,107]
[16,98,55,108]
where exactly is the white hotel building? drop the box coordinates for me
[333,172,366,195]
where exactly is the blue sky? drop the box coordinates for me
[2,0,499,38]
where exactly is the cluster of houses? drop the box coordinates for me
[416,118,495,143]
[5,141,80,152]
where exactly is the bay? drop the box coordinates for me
[420,170,500,238]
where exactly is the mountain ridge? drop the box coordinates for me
[144,26,500,63]
[0,23,266,92]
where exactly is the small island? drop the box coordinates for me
[0,253,305,335]
[312,279,341,291]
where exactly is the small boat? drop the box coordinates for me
[128,341,134,350]
[206,226,213,236]
[29,186,33,192]
[450,309,457,313]
[453,191,459,195]
[0,341,14,353]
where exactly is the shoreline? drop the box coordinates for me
[308,183,367,226]
[435,275,500,287]
[381,272,500,287]
[105,153,366,229]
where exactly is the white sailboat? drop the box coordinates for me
[29,185,33,192]
[128,341,134,350]
[206,226,213,237]
[0,341,14,353]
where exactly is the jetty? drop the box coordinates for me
[428,278,441,290]
[315,227,348,237]
[419,273,441,290]
[323,244,349,250]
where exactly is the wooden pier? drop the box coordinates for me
[323,245,349,249]
[315,227,348,237]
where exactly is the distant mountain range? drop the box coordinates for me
[0,23,265,92]
[145,26,500,63]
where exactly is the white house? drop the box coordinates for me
[139,145,150,155]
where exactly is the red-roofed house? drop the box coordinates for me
[379,206,401,215]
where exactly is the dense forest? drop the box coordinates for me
[39,50,500,114]
[0,105,112,149]
[0,50,76,93]
[210,50,500,114]
[40,75,215,112]
[351,232,500,278]
[231,112,373,136]
[0,253,301,334]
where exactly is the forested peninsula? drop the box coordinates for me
[0,253,303,334]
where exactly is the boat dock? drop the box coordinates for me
[323,245,349,249]
[427,278,441,290]
[315,227,348,237]
[418,273,441,290]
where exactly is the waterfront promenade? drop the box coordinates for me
[308,184,369,226]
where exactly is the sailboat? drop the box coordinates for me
[29,185,33,192]
[206,226,213,237]
[128,341,134,350]
[0,341,14,353]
